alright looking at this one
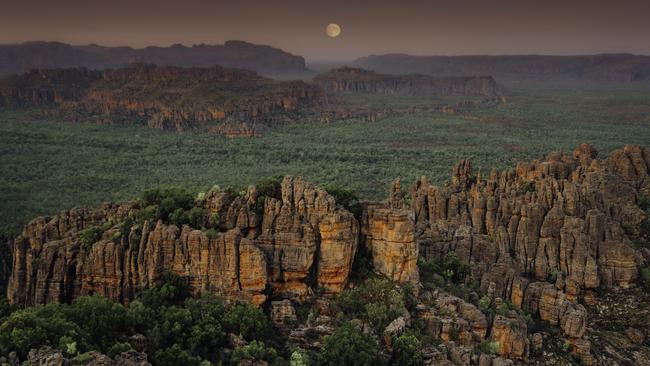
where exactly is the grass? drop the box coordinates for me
[1,81,649,237]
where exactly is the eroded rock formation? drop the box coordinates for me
[7,177,358,306]
[411,144,649,363]
[0,64,319,134]
[5,144,649,365]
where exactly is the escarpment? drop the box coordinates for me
[0,64,319,135]
[8,177,359,306]
[5,145,649,364]
[313,67,506,97]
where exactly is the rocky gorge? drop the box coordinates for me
[3,144,649,365]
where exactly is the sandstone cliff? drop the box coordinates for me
[313,67,506,97]
[410,144,649,363]
[0,64,319,135]
[5,145,649,365]
[7,177,358,307]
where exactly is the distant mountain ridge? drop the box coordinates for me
[313,67,506,96]
[353,53,650,82]
[0,40,309,76]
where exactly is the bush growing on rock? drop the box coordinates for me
[321,183,362,218]
[223,303,270,342]
[319,322,380,366]
[0,304,80,359]
[391,334,424,366]
[79,226,103,250]
[334,277,406,333]
[231,340,279,365]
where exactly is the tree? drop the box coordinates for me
[186,294,227,360]
[136,270,190,308]
[153,343,203,366]
[223,303,270,341]
[64,295,130,353]
[231,340,278,364]
[0,304,79,359]
[391,334,423,366]
[321,183,362,218]
[319,322,380,366]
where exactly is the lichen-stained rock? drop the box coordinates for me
[490,314,530,359]
[365,207,418,283]
[317,212,359,294]
[256,176,359,299]
[270,299,297,328]
[415,145,647,303]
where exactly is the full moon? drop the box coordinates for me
[326,23,341,38]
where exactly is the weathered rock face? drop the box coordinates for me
[0,242,9,298]
[270,299,298,329]
[490,314,529,359]
[0,64,319,135]
[313,67,506,97]
[363,206,418,284]
[411,144,648,362]
[7,176,359,307]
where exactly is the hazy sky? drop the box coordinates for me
[1,0,649,61]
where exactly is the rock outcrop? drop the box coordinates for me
[0,64,319,135]
[7,176,358,306]
[411,144,649,363]
[5,144,649,365]
[313,67,506,97]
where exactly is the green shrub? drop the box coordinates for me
[136,271,191,309]
[106,342,133,359]
[207,213,220,229]
[290,350,309,366]
[204,228,219,240]
[255,175,284,198]
[480,340,500,355]
[153,343,203,366]
[223,303,270,342]
[187,207,205,228]
[402,282,418,311]
[0,304,80,359]
[64,295,130,352]
[638,194,650,211]
[140,187,195,222]
[391,334,423,366]
[521,181,535,193]
[478,295,492,313]
[231,340,278,364]
[319,322,380,366]
[79,226,103,250]
[72,352,94,363]
[548,269,564,284]
[334,277,406,333]
[442,252,469,284]
[321,183,362,218]
[640,266,650,290]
